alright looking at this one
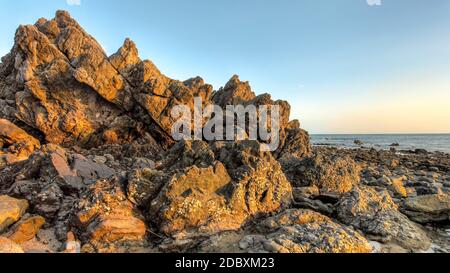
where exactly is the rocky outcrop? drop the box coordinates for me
[1,10,311,157]
[242,209,372,253]
[149,140,292,235]
[282,153,361,194]
[337,186,431,251]
[74,178,146,244]
[1,10,448,254]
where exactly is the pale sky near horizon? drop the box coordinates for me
[1,0,449,134]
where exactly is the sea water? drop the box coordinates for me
[311,134,450,153]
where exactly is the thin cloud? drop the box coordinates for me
[367,0,382,6]
[67,0,81,6]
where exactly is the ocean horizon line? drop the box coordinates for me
[311,133,450,136]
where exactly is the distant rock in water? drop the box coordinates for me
[354,140,364,146]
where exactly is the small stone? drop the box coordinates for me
[239,237,252,250]
[104,154,115,162]
[419,177,434,184]
[293,186,320,198]
[415,171,427,177]
[263,240,283,253]
[93,155,107,164]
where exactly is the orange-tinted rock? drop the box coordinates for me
[7,215,45,243]
[74,179,146,243]
[0,195,29,233]
[0,236,24,253]
[0,119,40,164]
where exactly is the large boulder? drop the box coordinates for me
[401,193,450,224]
[150,162,234,234]
[337,186,431,251]
[214,141,293,217]
[0,195,28,233]
[243,209,372,253]
[148,140,292,235]
[283,153,361,194]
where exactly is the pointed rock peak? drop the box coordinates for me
[224,74,252,92]
[122,38,137,51]
[55,10,75,28]
[119,38,139,60]
[35,17,48,26]
[14,24,38,43]
[213,75,256,106]
[230,74,240,81]
[184,76,205,89]
[109,38,141,69]
[224,74,250,90]
[227,74,240,84]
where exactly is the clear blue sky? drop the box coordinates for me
[1,0,450,134]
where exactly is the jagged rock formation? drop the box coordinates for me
[149,140,292,235]
[0,11,448,254]
[0,10,310,157]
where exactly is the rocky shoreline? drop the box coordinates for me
[0,11,449,253]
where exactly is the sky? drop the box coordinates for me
[0,0,449,134]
